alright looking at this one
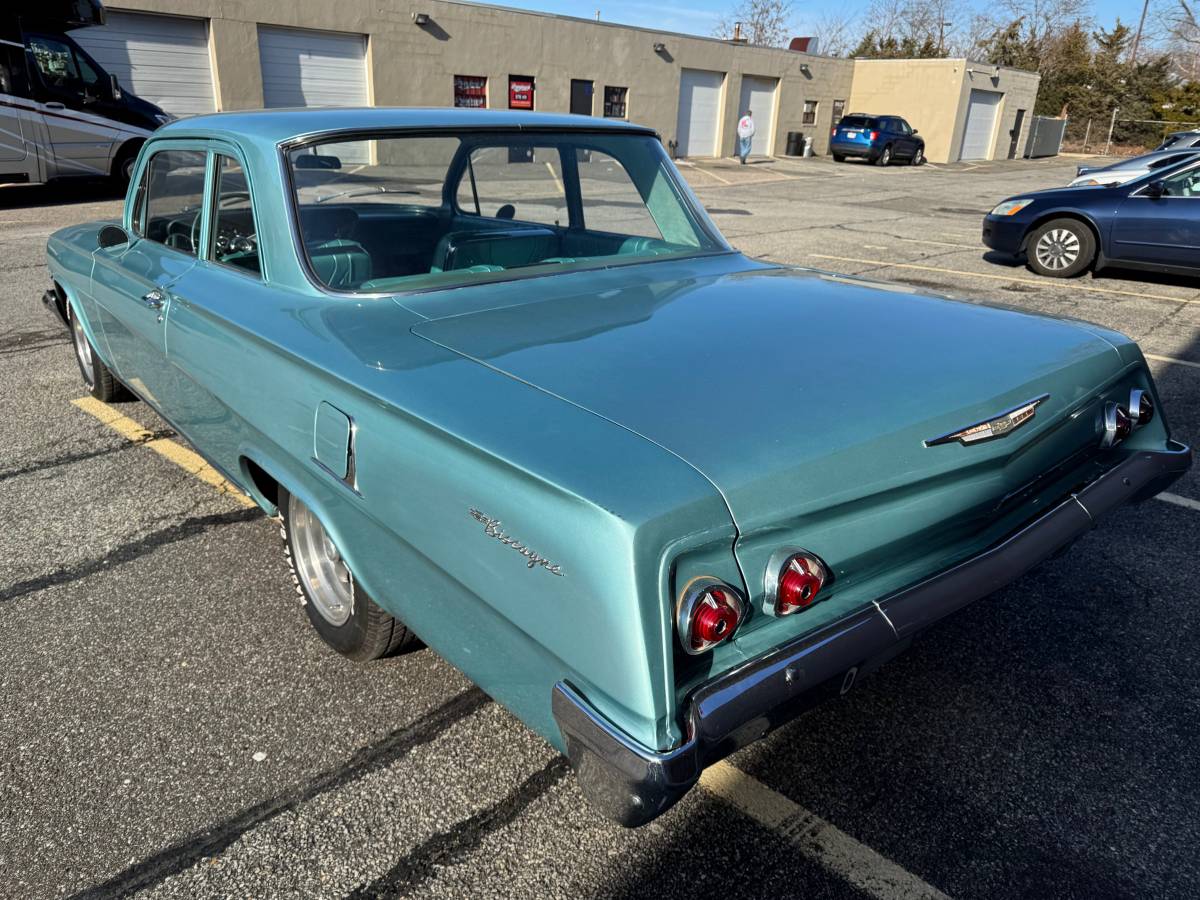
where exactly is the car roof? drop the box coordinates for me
[1103,148,1200,170]
[156,107,656,148]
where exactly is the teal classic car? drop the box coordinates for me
[44,108,1191,826]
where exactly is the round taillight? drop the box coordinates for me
[765,551,828,616]
[676,579,745,655]
[1129,389,1154,427]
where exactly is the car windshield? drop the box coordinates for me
[287,131,725,294]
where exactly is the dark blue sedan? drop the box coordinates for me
[983,155,1200,277]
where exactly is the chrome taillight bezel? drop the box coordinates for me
[1101,401,1132,448]
[763,548,829,616]
[1129,389,1154,427]
[675,577,745,655]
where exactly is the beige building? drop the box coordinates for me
[70,1,1039,164]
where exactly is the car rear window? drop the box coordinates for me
[838,116,874,129]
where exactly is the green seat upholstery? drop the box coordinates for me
[431,228,559,273]
[307,239,371,288]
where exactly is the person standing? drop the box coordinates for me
[737,110,755,164]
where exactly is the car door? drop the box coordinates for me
[161,145,279,452]
[1109,160,1200,268]
[895,118,917,158]
[24,32,116,177]
[90,143,205,405]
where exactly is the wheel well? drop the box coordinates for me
[241,457,280,511]
[111,139,144,178]
[1021,212,1100,254]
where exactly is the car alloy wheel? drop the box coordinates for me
[70,306,96,391]
[912,148,924,166]
[288,493,354,627]
[877,147,891,166]
[1034,228,1080,271]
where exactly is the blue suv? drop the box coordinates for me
[830,114,926,167]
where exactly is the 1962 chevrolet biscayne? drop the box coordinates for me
[43,109,1191,826]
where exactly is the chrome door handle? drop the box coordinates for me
[142,289,165,309]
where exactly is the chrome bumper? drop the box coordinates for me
[553,442,1193,827]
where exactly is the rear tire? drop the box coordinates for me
[280,487,418,662]
[832,153,845,162]
[111,143,140,188]
[1026,218,1095,278]
[876,145,892,167]
[68,301,130,402]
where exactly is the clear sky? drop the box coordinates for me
[478,0,1141,47]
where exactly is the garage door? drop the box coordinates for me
[959,89,1002,161]
[737,75,777,157]
[257,26,368,109]
[676,69,724,158]
[72,12,215,118]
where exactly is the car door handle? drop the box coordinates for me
[142,289,166,309]
[44,102,66,110]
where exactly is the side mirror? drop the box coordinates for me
[110,73,122,100]
[1145,180,1167,198]
[97,224,130,249]
[911,129,919,135]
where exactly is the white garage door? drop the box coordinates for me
[737,75,777,157]
[71,12,215,118]
[257,26,368,109]
[959,89,1002,161]
[676,69,724,158]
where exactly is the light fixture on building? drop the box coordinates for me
[653,41,666,53]
[412,12,430,25]
[799,63,811,75]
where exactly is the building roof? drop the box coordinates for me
[159,107,656,146]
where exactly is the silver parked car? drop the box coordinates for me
[1155,130,1200,151]
[1070,149,1200,187]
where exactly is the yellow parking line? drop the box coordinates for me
[1146,353,1200,371]
[810,254,1200,305]
[72,396,255,508]
[701,762,951,900]
[685,164,731,185]
[544,161,565,194]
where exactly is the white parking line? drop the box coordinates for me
[1157,492,1200,512]
[1146,353,1200,371]
[701,762,952,900]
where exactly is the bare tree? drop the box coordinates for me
[1161,0,1200,80]
[808,9,859,56]
[714,0,796,47]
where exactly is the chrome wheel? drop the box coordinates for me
[70,307,95,387]
[1035,228,1080,271]
[289,495,353,627]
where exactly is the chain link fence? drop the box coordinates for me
[1062,116,1200,156]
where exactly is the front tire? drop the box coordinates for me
[1026,218,1095,278]
[68,302,128,401]
[910,147,925,166]
[280,487,417,661]
[875,145,892,167]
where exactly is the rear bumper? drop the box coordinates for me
[830,142,874,158]
[554,442,1193,826]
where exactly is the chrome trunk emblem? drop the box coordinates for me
[468,508,564,576]
[925,394,1050,447]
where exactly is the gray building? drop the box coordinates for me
[70,1,1040,163]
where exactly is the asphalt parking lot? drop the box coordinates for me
[2,153,1199,900]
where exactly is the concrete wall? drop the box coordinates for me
[849,58,1041,163]
[108,2,1035,163]
[109,0,855,157]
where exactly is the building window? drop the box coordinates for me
[454,75,487,108]
[508,75,535,110]
[832,100,845,124]
[603,86,628,118]
[802,100,818,126]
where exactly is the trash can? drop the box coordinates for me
[785,131,803,156]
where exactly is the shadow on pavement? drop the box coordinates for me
[0,179,124,211]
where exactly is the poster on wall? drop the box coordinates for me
[509,76,534,109]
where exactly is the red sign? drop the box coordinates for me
[509,78,534,110]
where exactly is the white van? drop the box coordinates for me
[1,7,170,186]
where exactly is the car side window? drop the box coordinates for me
[1156,164,1200,197]
[210,155,261,276]
[140,149,208,256]
[897,119,913,135]
[576,149,662,239]
[0,43,30,98]
[456,145,567,227]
